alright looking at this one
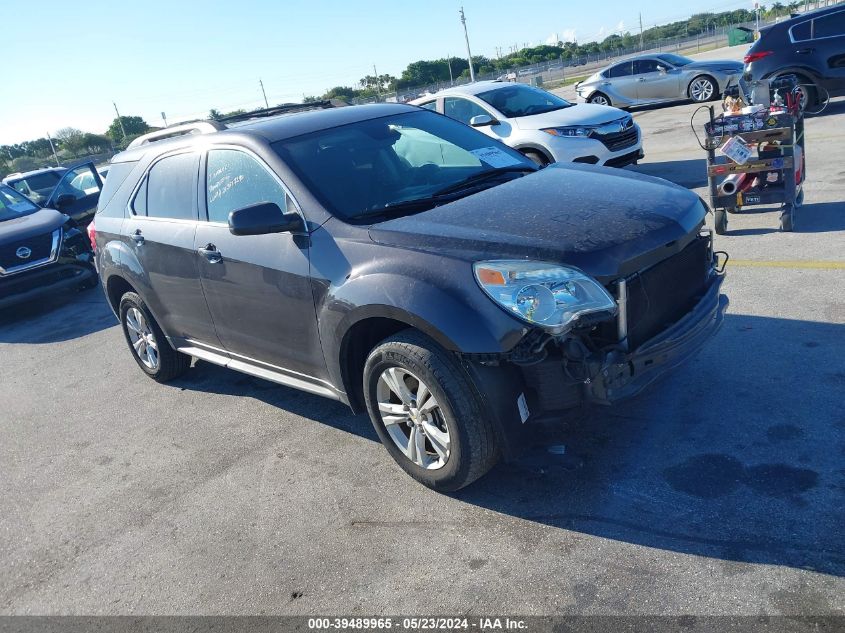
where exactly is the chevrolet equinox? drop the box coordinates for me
[92,102,728,490]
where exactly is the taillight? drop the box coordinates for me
[86,218,97,252]
[744,50,773,64]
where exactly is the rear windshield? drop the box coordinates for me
[0,185,40,221]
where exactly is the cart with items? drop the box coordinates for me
[700,75,806,234]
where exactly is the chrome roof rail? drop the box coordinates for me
[126,120,226,149]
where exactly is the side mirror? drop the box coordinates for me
[469,114,497,127]
[54,194,76,210]
[228,202,304,236]
[657,65,668,74]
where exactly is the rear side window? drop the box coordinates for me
[97,161,136,217]
[605,62,633,78]
[790,20,812,41]
[205,149,288,224]
[133,153,197,220]
[812,11,845,39]
[417,100,437,111]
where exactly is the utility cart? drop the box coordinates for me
[702,83,805,234]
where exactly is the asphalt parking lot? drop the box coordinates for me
[2,54,844,616]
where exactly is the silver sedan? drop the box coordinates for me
[575,53,744,107]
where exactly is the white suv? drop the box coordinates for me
[412,81,643,168]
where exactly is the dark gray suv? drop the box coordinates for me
[93,103,727,490]
[744,5,845,108]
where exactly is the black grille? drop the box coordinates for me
[625,237,711,349]
[595,237,711,350]
[0,231,54,271]
[595,126,639,152]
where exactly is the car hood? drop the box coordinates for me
[0,208,66,246]
[682,60,744,73]
[368,164,706,281]
[513,103,628,130]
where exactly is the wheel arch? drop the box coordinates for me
[514,143,554,165]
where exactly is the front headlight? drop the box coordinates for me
[474,260,617,332]
[542,126,593,138]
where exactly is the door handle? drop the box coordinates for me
[131,230,144,245]
[637,77,647,82]
[198,243,222,263]
[797,48,815,54]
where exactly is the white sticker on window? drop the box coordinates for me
[517,393,530,424]
[469,146,523,168]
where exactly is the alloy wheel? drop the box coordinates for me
[690,78,714,102]
[590,95,610,106]
[125,307,159,370]
[376,367,450,470]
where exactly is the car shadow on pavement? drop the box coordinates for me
[627,159,708,188]
[0,288,116,344]
[724,201,845,235]
[455,312,845,577]
[168,360,378,443]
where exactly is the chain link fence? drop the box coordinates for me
[351,19,775,105]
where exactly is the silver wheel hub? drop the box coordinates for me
[691,79,713,101]
[125,307,159,370]
[376,367,450,470]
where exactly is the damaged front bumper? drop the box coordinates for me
[585,272,728,405]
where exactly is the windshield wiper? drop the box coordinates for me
[350,166,537,222]
[351,190,468,221]
[432,165,537,197]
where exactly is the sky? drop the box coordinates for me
[1,0,755,145]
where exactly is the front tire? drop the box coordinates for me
[689,76,717,103]
[119,292,190,382]
[589,92,611,106]
[714,209,728,235]
[363,330,499,491]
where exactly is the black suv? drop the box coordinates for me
[744,5,845,107]
[0,183,96,309]
[94,103,728,490]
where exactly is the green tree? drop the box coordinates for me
[106,116,149,141]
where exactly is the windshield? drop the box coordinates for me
[273,110,534,221]
[0,184,40,221]
[476,84,573,118]
[656,54,693,67]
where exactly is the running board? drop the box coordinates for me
[176,345,341,401]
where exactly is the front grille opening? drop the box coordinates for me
[594,236,711,350]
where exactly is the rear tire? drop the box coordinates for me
[363,330,499,491]
[714,209,728,235]
[779,204,794,232]
[119,292,190,382]
[521,149,550,167]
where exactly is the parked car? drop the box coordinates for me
[411,82,643,168]
[743,4,845,108]
[3,163,104,225]
[575,53,744,107]
[0,183,96,309]
[94,105,727,491]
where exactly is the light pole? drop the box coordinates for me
[46,131,60,167]
[459,6,476,82]
[259,79,269,108]
[112,102,127,142]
